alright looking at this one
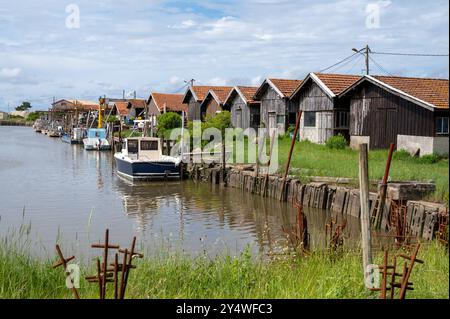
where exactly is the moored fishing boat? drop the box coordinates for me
[114,137,181,180]
[83,128,110,150]
[61,128,84,144]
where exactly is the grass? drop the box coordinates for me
[275,138,449,203]
[0,238,448,299]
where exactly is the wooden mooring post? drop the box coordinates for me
[358,143,373,281]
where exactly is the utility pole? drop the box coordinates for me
[365,44,370,75]
[353,45,371,75]
[184,79,195,87]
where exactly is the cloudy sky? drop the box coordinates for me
[0,0,448,110]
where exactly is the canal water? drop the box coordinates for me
[0,127,364,259]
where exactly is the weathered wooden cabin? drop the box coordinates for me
[111,101,131,122]
[146,92,186,127]
[126,99,147,119]
[182,86,226,121]
[290,73,361,143]
[253,78,302,135]
[340,75,449,155]
[223,86,260,130]
[199,87,233,119]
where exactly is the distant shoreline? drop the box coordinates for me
[0,120,33,127]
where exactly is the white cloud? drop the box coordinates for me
[0,0,447,108]
[0,67,21,78]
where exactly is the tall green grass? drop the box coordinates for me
[1,239,448,299]
[276,138,449,202]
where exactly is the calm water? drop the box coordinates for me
[0,127,364,258]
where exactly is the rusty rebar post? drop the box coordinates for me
[374,143,394,229]
[279,111,302,202]
[53,244,80,299]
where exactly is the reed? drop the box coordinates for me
[0,238,447,299]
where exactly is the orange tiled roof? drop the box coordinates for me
[236,86,259,103]
[114,101,129,116]
[208,86,234,105]
[190,86,233,102]
[314,73,362,95]
[127,99,147,109]
[268,78,302,97]
[373,75,449,109]
[151,93,187,112]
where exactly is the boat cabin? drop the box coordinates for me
[122,137,162,160]
[87,128,107,139]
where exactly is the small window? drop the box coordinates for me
[304,112,316,127]
[141,140,159,151]
[436,117,449,134]
[127,139,139,153]
[335,111,349,129]
[277,115,285,124]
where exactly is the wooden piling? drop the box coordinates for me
[358,143,373,280]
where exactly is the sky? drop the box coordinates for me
[0,0,448,110]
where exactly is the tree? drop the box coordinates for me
[15,101,32,111]
[156,112,182,138]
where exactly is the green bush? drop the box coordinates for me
[204,111,232,133]
[393,149,412,160]
[325,134,347,150]
[106,115,119,123]
[156,112,182,137]
[26,112,40,122]
[418,153,441,164]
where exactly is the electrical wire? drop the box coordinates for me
[372,51,449,57]
[318,52,360,73]
[368,56,394,76]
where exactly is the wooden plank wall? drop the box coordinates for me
[349,82,435,148]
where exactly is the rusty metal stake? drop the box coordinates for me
[91,229,119,299]
[373,143,394,229]
[279,111,302,202]
[52,244,80,299]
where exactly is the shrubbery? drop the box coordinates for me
[156,112,182,138]
[325,134,347,150]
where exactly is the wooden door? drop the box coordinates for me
[373,107,397,149]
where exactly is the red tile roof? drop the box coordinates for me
[208,86,234,105]
[127,99,147,109]
[190,86,233,102]
[314,73,362,95]
[114,101,129,116]
[151,93,186,112]
[268,78,302,97]
[373,75,449,109]
[236,86,259,104]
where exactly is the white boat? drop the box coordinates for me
[83,128,110,150]
[114,137,181,180]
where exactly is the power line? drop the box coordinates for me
[372,51,449,57]
[368,56,394,76]
[318,52,360,73]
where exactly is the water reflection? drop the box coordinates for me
[0,127,376,258]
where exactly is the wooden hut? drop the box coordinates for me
[339,75,449,155]
[199,87,233,120]
[182,86,234,121]
[253,78,302,135]
[290,73,361,143]
[223,86,260,130]
[146,92,186,125]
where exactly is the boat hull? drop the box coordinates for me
[83,138,111,150]
[115,155,180,180]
